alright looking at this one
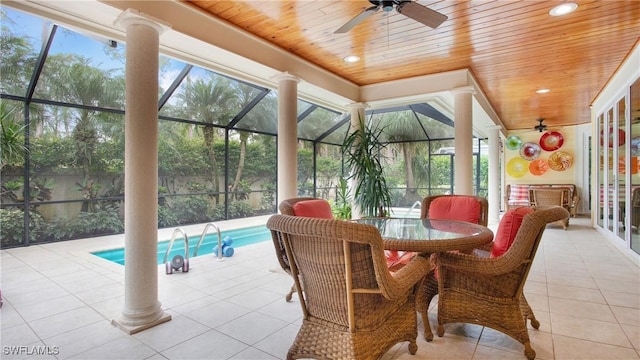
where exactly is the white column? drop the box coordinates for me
[451,86,475,195]
[347,102,368,219]
[487,125,502,224]
[273,72,300,205]
[112,9,171,334]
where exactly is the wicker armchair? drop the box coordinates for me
[266,214,430,360]
[528,188,570,229]
[276,197,334,302]
[417,194,489,341]
[632,187,640,234]
[434,206,570,360]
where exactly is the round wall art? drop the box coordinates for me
[520,142,541,161]
[539,131,564,151]
[529,159,549,176]
[506,135,523,150]
[548,151,573,171]
[506,157,528,178]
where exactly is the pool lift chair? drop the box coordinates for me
[164,228,190,274]
[164,223,225,275]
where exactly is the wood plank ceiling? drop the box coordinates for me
[184,0,639,131]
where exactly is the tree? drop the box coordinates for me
[0,10,38,95]
[229,85,267,199]
[0,103,27,171]
[177,75,238,202]
[378,111,426,206]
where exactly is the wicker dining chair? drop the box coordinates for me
[276,197,334,302]
[434,206,570,360]
[266,214,430,360]
[529,188,570,229]
[417,194,490,341]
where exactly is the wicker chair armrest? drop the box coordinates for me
[384,254,430,300]
[436,250,517,276]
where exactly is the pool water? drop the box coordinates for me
[92,225,271,265]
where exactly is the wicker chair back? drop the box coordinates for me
[266,214,430,359]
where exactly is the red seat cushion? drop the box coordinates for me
[490,207,534,257]
[292,199,334,219]
[385,250,416,272]
[428,196,482,224]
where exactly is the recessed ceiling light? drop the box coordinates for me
[536,88,550,94]
[549,2,578,16]
[343,55,360,63]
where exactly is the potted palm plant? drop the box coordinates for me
[332,176,352,220]
[342,115,392,218]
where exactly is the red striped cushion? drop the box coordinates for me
[508,184,530,206]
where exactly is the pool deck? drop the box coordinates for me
[3,214,274,294]
[3,214,637,359]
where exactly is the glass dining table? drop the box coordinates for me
[355,217,494,341]
[353,217,494,254]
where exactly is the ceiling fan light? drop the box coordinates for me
[549,3,578,16]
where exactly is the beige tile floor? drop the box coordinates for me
[1,215,639,360]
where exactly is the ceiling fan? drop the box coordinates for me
[534,118,548,132]
[334,0,448,34]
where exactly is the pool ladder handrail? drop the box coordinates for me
[163,227,189,264]
[194,223,224,261]
[402,200,422,218]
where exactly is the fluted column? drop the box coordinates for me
[487,125,502,224]
[452,87,475,195]
[112,9,171,334]
[347,102,368,219]
[273,72,300,205]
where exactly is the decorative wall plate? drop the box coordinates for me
[619,156,639,175]
[506,157,528,178]
[539,131,564,151]
[600,128,626,147]
[529,159,549,176]
[548,151,573,171]
[519,142,541,160]
[506,135,523,150]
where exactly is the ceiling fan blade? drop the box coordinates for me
[334,5,380,34]
[396,1,447,29]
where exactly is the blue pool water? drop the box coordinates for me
[92,225,270,265]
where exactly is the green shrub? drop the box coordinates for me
[227,201,254,219]
[158,205,179,228]
[172,194,211,224]
[0,208,45,247]
[43,207,123,241]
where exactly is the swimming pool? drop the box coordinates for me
[92,225,271,265]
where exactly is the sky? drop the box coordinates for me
[2,6,187,91]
